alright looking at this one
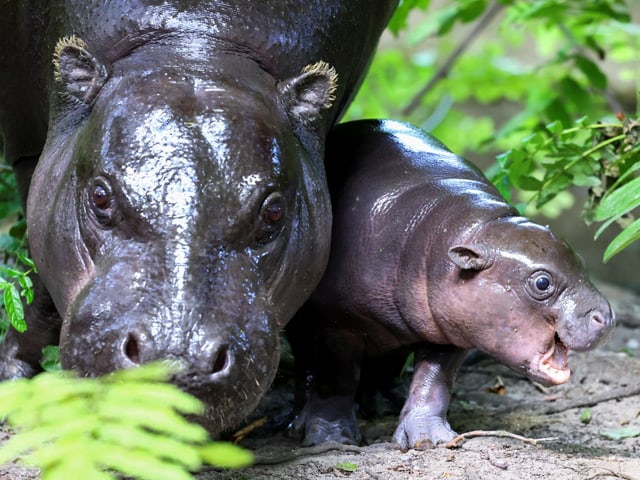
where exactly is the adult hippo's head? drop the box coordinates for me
[26,38,336,433]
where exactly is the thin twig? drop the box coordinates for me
[402,1,505,117]
[444,430,558,449]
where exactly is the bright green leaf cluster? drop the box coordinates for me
[492,116,640,261]
[0,362,253,479]
[0,221,36,336]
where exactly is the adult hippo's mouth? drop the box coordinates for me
[536,333,570,385]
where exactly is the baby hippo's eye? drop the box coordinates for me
[535,276,550,291]
[527,270,555,300]
[256,192,286,245]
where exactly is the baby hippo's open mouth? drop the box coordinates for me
[539,333,570,385]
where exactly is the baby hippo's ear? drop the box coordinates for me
[53,36,108,104]
[278,61,338,124]
[448,244,494,271]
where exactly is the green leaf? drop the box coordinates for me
[388,0,432,35]
[98,445,195,480]
[603,217,640,262]
[3,283,26,332]
[103,382,204,416]
[457,0,488,23]
[97,402,208,443]
[199,442,254,469]
[98,424,202,471]
[593,176,640,222]
[335,461,358,473]
[545,120,563,136]
[0,417,91,464]
[105,360,183,383]
[16,251,36,271]
[579,408,592,424]
[41,345,61,372]
[574,54,608,90]
[599,427,640,441]
[545,97,573,128]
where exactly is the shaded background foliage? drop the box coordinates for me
[345,0,640,288]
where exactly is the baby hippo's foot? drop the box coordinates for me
[289,396,363,447]
[392,407,457,449]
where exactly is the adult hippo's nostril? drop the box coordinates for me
[209,344,232,378]
[123,332,141,365]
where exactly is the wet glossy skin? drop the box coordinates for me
[0,1,398,434]
[289,119,615,449]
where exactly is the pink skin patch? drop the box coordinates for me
[538,335,571,384]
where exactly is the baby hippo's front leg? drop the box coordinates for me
[393,345,467,449]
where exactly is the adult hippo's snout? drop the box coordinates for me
[61,252,281,432]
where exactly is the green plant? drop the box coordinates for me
[0,160,33,337]
[0,243,36,335]
[347,0,640,260]
[0,362,253,479]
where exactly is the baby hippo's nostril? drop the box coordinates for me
[124,332,141,364]
[591,311,604,326]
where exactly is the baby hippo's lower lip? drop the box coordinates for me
[538,334,571,385]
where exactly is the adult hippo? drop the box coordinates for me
[0,1,398,435]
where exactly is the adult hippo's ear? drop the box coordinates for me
[278,61,338,124]
[448,244,494,271]
[53,36,108,105]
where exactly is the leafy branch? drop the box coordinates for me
[492,115,640,261]
[0,252,36,334]
[0,362,253,479]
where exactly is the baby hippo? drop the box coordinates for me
[288,119,615,449]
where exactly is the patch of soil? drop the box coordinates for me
[1,281,639,480]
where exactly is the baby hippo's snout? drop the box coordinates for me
[588,299,616,347]
[559,294,615,352]
[120,328,233,381]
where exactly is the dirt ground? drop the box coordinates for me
[1,281,638,480]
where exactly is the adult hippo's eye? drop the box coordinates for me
[526,270,555,300]
[256,192,286,245]
[93,185,110,209]
[90,178,114,223]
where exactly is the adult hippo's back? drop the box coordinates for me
[0,1,398,436]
